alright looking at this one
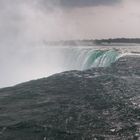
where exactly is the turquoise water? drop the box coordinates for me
[82,49,119,69]
[65,48,120,70]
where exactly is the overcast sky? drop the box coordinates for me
[0,0,140,87]
[0,0,140,43]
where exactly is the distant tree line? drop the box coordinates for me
[45,38,140,46]
[95,38,140,44]
[45,40,95,46]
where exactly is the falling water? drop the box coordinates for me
[0,46,123,88]
[63,48,120,70]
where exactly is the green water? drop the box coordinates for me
[81,49,120,69]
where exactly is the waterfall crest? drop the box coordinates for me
[72,49,120,70]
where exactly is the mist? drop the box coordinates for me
[0,0,78,87]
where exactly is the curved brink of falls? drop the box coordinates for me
[75,49,120,70]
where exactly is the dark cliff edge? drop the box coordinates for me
[0,56,140,140]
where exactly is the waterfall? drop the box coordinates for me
[69,48,120,70]
[87,49,119,68]
[0,46,120,87]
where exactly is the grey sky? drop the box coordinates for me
[40,0,121,8]
[0,0,140,87]
[0,0,140,42]
[58,0,121,7]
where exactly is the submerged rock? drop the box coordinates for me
[0,56,140,140]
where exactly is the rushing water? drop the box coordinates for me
[0,45,140,87]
